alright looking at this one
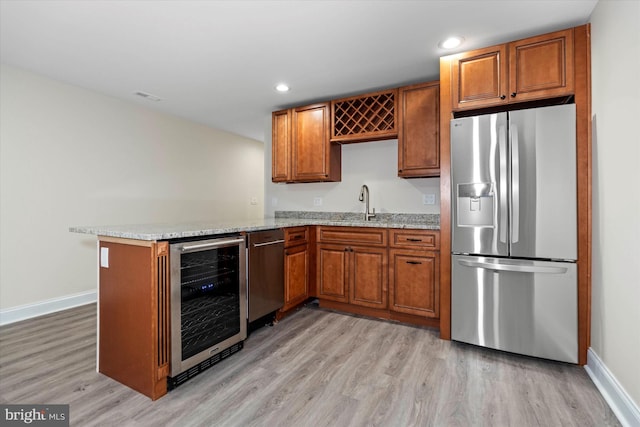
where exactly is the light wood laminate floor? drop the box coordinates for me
[0,303,620,426]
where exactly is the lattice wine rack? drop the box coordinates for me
[331,89,398,143]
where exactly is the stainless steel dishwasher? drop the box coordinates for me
[247,229,285,324]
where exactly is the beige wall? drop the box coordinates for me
[0,64,264,310]
[590,0,640,406]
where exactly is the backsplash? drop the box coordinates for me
[275,210,440,227]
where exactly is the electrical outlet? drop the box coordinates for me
[250,197,258,205]
[313,197,323,206]
[271,197,278,207]
[423,194,436,205]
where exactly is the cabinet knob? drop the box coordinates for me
[510,92,517,98]
[500,95,506,100]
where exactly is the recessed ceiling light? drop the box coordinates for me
[275,83,290,92]
[439,36,465,50]
[134,91,162,102]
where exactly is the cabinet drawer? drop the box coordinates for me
[284,226,308,247]
[390,229,440,249]
[317,226,387,247]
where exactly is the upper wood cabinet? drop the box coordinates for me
[451,44,509,110]
[398,81,440,178]
[450,28,574,111]
[509,29,574,102]
[331,89,398,143]
[271,103,341,183]
[272,109,291,182]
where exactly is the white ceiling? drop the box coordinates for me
[0,0,597,142]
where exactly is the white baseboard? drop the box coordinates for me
[585,347,640,427]
[0,290,97,326]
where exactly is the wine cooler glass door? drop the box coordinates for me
[170,236,247,377]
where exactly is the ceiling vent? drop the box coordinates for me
[134,91,162,101]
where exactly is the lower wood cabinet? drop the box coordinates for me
[317,243,388,309]
[389,249,439,318]
[317,243,349,303]
[350,246,388,309]
[316,226,388,310]
[283,243,309,310]
[316,227,441,327]
[281,226,313,312]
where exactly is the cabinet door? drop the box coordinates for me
[389,249,439,318]
[398,82,440,177]
[272,109,291,182]
[350,246,388,309]
[317,244,348,302]
[451,44,509,111]
[283,244,308,310]
[292,103,341,182]
[509,28,574,102]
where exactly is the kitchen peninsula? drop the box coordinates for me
[71,211,440,400]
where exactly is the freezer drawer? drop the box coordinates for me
[451,255,578,363]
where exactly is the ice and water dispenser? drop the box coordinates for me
[456,182,494,227]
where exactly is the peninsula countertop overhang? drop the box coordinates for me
[70,212,440,241]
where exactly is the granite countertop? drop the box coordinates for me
[70,211,439,241]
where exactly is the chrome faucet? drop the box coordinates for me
[358,184,376,221]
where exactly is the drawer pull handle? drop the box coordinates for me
[406,238,422,242]
[292,235,303,240]
[406,261,422,265]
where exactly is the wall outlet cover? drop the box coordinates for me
[423,194,436,205]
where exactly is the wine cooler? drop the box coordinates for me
[169,235,247,387]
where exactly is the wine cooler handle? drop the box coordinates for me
[181,238,245,252]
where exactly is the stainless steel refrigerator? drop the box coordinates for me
[450,103,578,363]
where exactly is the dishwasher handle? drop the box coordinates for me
[458,259,567,274]
[252,239,285,248]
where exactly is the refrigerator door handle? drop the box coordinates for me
[511,124,520,244]
[457,259,568,274]
[498,124,508,243]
